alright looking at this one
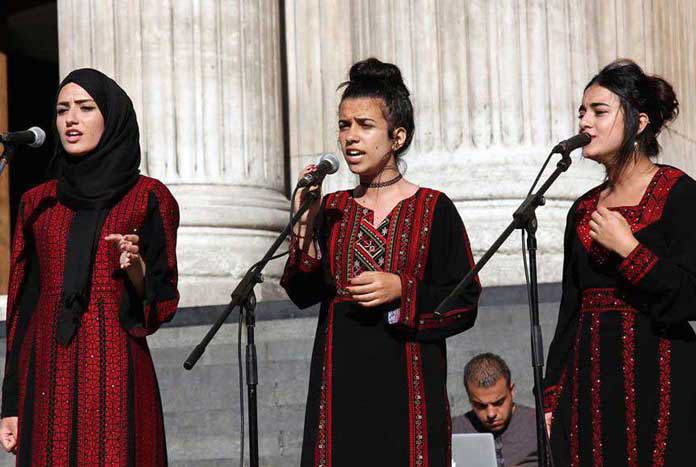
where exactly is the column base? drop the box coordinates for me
[170,185,291,307]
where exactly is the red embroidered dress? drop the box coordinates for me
[1,176,179,466]
[544,165,696,466]
[282,188,481,467]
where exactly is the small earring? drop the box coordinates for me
[634,141,639,150]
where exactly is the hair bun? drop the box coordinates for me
[645,75,679,131]
[349,58,409,94]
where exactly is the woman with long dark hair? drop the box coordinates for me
[544,59,694,466]
[282,58,481,467]
[0,69,179,465]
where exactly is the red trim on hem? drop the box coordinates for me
[406,343,429,467]
[590,313,604,467]
[570,313,585,467]
[622,312,638,467]
[314,303,334,467]
[652,339,671,467]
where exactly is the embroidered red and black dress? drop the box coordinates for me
[1,176,179,466]
[544,165,696,466]
[282,188,481,467]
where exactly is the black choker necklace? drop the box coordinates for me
[360,173,403,188]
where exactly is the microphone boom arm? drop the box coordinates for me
[432,151,572,467]
[433,153,571,317]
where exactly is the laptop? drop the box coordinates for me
[452,433,498,467]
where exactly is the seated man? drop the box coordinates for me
[452,353,538,467]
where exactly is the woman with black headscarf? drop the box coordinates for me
[0,68,179,465]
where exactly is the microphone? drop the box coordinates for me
[551,132,591,155]
[297,153,340,188]
[0,127,46,148]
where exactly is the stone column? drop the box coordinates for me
[58,0,288,306]
[648,0,696,173]
[285,0,603,285]
[285,0,695,287]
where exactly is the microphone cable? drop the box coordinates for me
[235,178,322,466]
[521,149,554,307]
[234,188,302,467]
[520,148,557,467]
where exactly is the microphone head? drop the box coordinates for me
[574,132,592,147]
[28,127,46,148]
[318,153,340,174]
[553,132,592,154]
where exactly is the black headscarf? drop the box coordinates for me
[54,69,141,345]
[53,68,141,209]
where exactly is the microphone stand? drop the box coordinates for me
[433,150,574,467]
[183,188,320,467]
[0,143,16,177]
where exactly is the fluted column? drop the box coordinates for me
[286,0,696,287]
[286,0,600,285]
[649,0,696,174]
[58,0,287,306]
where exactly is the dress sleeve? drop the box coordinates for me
[390,194,481,342]
[543,205,580,414]
[280,197,333,309]
[615,176,696,325]
[2,197,40,418]
[119,186,180,336]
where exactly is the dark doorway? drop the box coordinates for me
[7,0,58,228]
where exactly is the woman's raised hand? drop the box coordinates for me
[105,233,146,297]
[589,207,639,257]
[295,164,323,224]
[105,233,144,271]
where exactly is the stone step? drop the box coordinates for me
[147,318,318,351]
[152,339,314,369]
[165,408,303,460]
[169,455,297,467]
[158,363,310,411]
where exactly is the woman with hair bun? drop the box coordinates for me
[282,58,481,466]
[544,59,695,466]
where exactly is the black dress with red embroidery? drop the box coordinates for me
[282,188,481,467]
[1,176,179,466]
[544,165,696,467]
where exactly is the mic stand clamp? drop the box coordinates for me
[433,152,573,467]
[184,188,320,467]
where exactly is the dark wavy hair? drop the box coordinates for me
[585,59,679,182]
[338,58,415,158]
